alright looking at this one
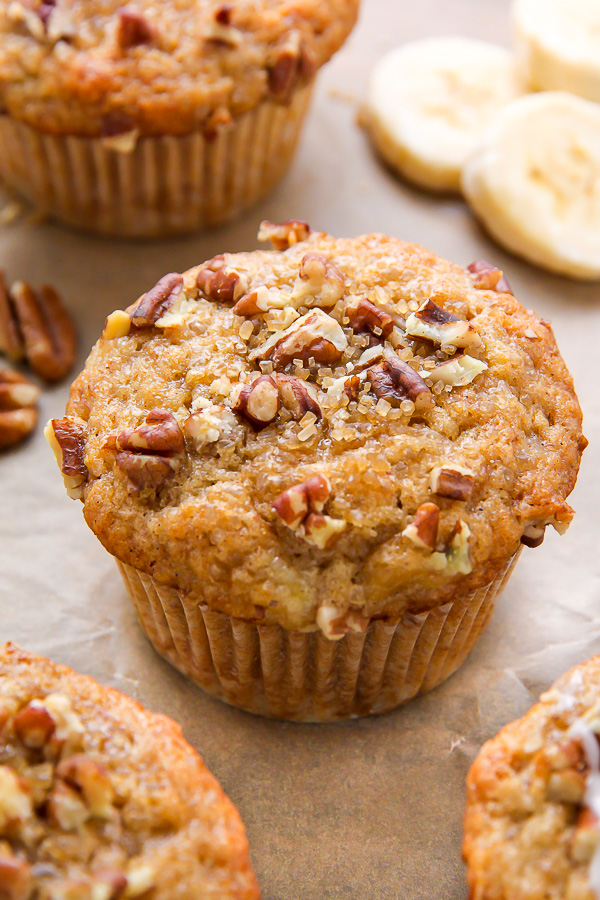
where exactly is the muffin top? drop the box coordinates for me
[0,0,358,136]
[53,223,584,632]
[0,642,259,900]
[464,655,600,900]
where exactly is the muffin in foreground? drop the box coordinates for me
[0,642,259,900]
[464,656,600,900]
[0,0,358,237]
[48,222,584,720]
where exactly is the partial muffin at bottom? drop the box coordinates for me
[0,643,259,900]
[48,222,585,719]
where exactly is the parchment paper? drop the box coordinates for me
[1,1,600,897]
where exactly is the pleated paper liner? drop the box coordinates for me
[0,84,313,237]
[116,549,521,721]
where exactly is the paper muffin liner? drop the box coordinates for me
[116,549,521,721]
[0,84,313,237]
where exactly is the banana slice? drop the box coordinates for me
[513,0,600,102]
[362,37,523,192]
[462,92,600,280]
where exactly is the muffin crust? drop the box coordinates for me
[0,643,259,900]
[0,0,359,136]
[60,226,584,631]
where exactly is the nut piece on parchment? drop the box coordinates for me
[272,474,347,549]
[366,357,433,411]
[0,369,39,451]
[114,408,185,495]
[257,219,311,250]
[233,375,280,430]
[467,259,513,294]
[402,502,440,550]
[430,464,476,500]
[129,273,184,328]
[0,275,76,383]
[251,309,347,369]
[405,299,481,349]
[44,416,89,499]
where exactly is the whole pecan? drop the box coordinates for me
[0,275,76,383]
[129,274,184,328]
[114,409,185,495]
[366,358,432,411]
[0,370,39,451]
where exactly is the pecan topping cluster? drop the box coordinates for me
[0,694,155,900]
[272,475,347,549]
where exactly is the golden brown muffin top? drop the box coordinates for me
[0,0,358,136]
[464,655,600,900]
[0,643,259,900]
[53,224,584,632]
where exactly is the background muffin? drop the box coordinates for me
[464,654,600,900]
[48,223,584,720]
[0,642,259,900]
[0,0,358,236]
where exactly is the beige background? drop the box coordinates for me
[1,0,600,897]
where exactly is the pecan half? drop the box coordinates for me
[129,273,184,327]
[233,375,280,430]
[402,503,439,550]
[257,220,310,250]
[252,309,347,369]
[196,257,246,304]
[291,253,346,309]
[272,475,346,548]
[405,299,481,349]
[430,464,475,500]
[114,409,185,495]
[345,297,394,341]
[0,275,76,383]
[425,354,488,387]
[44,416,88,500]
[274,374,322,420]
[366,358,432,411]
[315,606,370,641]
[467,260,513,294]
[0,370,39,451]
[0,855,32,900]
[117,6,154,49]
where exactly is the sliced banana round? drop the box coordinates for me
[362,37,523,192]
[513,0,600,102]
[462,92,600,280]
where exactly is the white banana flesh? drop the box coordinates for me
[462,92,600,280]
[362,37,523,192]
[513,0,600,102]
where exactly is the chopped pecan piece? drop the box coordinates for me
[252,309,347,369]
[0,855,32,900]
[425,354,488,387]
[571,808,600,864]
[233,375,280,430]
[0,275,76,383]
[0,370,39,451]
[430,464,475,500]
[343,375,361,402]
[56,755,115,818]
[467,260,513,294]
[274,374,322,421]
[214,4,233,24]
[13,702,56,750]
[402,503,439,551]
[196,257,246,304]
[520,514,570,547]
[0,766,32,829]
[114,409,185,495]
[302,513,347,550]
[291,253,346,308]
[272,475,346,548]
[117,6,154,49]
[102,310,131,341]
[366,358,432,411]
[405,299,481,349]
[257,220,310,250]
[44,416,88,500]
[315,606,370,641]
[267,31,315,100]
[345,297,394,341]
[46,780,90,831]
[429,519,472,575]
[129,274,184,327]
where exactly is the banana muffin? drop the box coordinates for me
[464,655,600,900]
[47,223,585,720]
[0,0,358,236]
[0,642,259,900]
